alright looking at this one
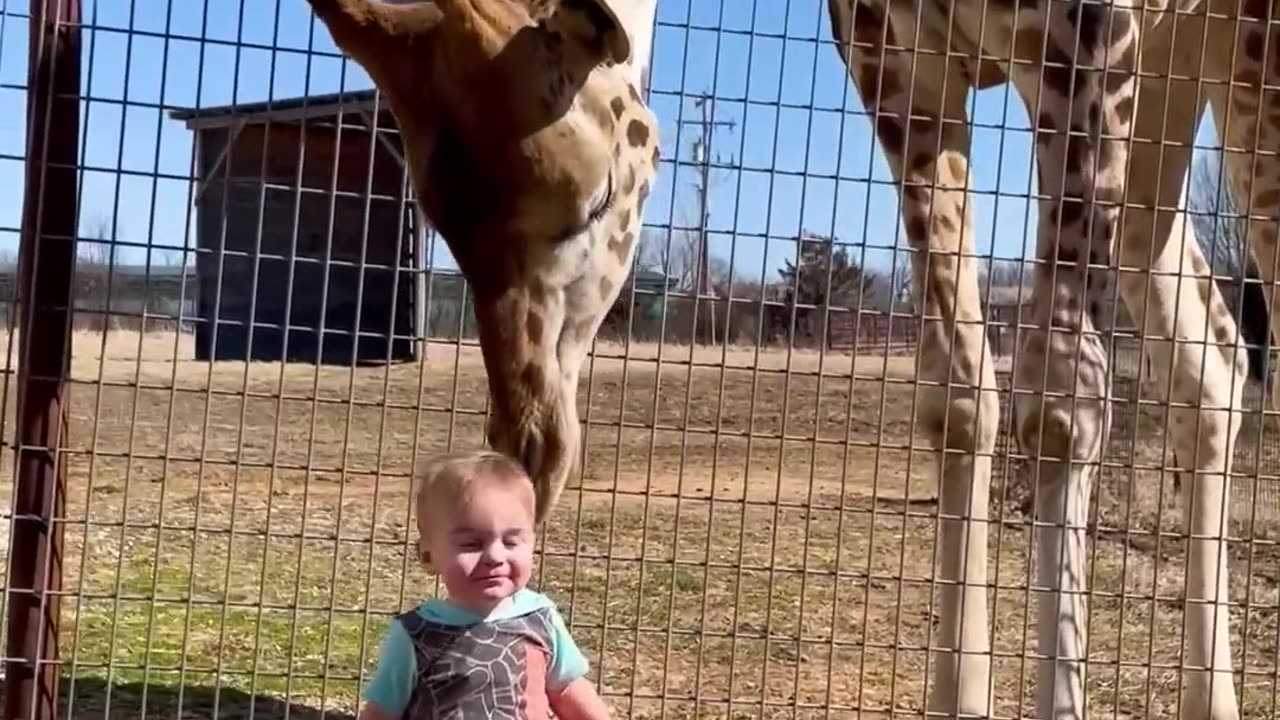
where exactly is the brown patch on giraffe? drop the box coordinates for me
[574,318,595,342]
[621,166,636,194]
[858,61,902,102]
[971,59,1008,89]
[1034,111,1059,148]
[904,181,928,204]
[1058,198,1086,228]
[1013,28,1043,64]
[911,152,934,172]
[1042,42,1078,96]
[607,232,635,263]
[651,145,661,169]
[638,181,650,205]
[1242,0,1270,21]
[1236,65,1262,89]
[906,214,928,240]
[599,275,613,300]
[610,96,625,119]
[526,308,545,345]
[1103,46,1137,95]
[1247,30,1266,60]
[1256,187,1280,207]
[626,119,650,147]
[628,83,642,104]
[877,118,907,159]
[1056,245,1080,268]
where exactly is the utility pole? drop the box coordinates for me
[685,93,734,344]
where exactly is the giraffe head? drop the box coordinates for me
[304,0,660,523]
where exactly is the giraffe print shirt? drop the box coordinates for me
[363,589,589,719]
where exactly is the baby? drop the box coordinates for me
[360,449,611,719]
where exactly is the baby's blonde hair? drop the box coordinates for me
[413,450,534,534]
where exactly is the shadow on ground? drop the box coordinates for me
[0,677,353,720]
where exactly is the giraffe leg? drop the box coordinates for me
[1116,53,1242,719]
[829,2,998,716]
[1006,5,1143,718]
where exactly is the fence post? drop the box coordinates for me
[6,1,81,718]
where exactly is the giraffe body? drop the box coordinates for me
[829,0,1280,718]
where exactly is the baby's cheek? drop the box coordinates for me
[511,548,535,584]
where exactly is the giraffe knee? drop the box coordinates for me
[1014,398,1110,465]
[921,385,1000,454]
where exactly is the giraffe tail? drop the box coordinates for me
[1237,252,1271,384]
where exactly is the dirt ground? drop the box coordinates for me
[0,330,1277,720]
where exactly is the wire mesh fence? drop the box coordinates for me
[4,1,1280,719]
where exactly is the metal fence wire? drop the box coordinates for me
[4,0,1280,719]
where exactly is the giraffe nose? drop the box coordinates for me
[517,430,546,484]
[485,416,543,480]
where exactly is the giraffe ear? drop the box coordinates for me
[561,0,632,65]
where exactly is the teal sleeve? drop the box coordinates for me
[363,620,416,715]
[547,608,590,691]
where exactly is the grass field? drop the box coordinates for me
[0,329,1278,719]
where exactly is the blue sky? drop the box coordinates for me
[0,0,1222,284]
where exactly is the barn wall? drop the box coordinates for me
[195,122,417,364]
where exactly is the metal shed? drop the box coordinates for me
[170,89,426,364]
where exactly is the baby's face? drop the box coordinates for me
[422,483,535,613]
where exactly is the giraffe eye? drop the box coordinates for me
[587,167,616,225]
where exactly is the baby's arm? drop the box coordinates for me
[360,617,416,720]
[546,605,612,719]
[357,701,402,720]
[548,677,612,720]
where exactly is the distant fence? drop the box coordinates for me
[0,262,197,333]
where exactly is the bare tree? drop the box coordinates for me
[978,257,1027,289]
[79,216,122,331]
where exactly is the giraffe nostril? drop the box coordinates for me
[519,430,545,482]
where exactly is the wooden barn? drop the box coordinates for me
[170,89,426,364]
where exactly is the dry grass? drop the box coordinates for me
[0,329,1276,719]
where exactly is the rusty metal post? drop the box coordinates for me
[6,1,81,718]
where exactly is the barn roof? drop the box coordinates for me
[169,89,390,131]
